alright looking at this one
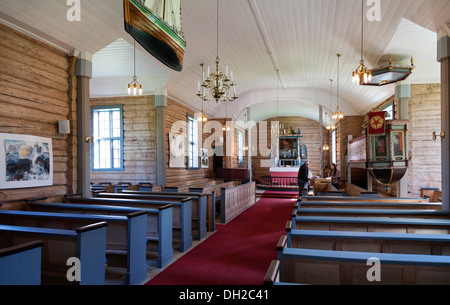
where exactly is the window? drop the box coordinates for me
[382,101,394,120]
[187,114,199,169]
[91,105,124,171]
[237,130,244,166]
[332,129,337,165]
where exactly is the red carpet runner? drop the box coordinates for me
[145,191,296,285]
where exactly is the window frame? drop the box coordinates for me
[186,113,199,170]
[382,101,395,120]
[237,130,244,167]
[331,129,337,165]
[90,105,124,172]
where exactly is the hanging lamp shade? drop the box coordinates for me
[361,55,415,87]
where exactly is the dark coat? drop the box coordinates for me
[297,163,309,181]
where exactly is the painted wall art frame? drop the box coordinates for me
[201,148,209,169]
[169,133,185,168]
[0,133,53,189]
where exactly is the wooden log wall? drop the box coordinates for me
[165,98,213,187]
[407,84,442,198]
[90,96,157,185]
[0,23,74,207]
[333,115,365,182]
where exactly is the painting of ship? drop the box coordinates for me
[124,0,186,72]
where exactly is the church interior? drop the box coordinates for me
[1,0,450,289]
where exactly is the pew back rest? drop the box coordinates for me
[0,210,136,250]
[288,229,450,255]
[299,201,443,210]
[29,201,170,238]
[0,240,44,285]
[294,216,450,234]
[0,222,107,279]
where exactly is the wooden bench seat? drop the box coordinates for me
[317,192,350,197]
[297,208,450,219]
[0,222,107,285]
[285,222,450,255]
[276,236,450,285]
[28,201,173,269]
[65,195,192,252]
[0,209,147,285]
[297,201,442,210]
[303,196,429,203]
[119,190,211,234]
[292,215,450,234]
[0,240,43,285]
[97,192,207,240]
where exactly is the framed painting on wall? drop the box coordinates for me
[0,133,53,189]
[169,133,185,168]
[201,148,209,169]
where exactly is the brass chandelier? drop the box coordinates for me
[197,0,237,104]
[352,0,372,85]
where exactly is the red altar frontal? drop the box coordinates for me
[268,167,299,188]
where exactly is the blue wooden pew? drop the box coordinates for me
[263,260,303,286]
[0,222,107,285]
[0,240,43,285]
[317,192,350,197]
[302,196,429,202]
[297,201,442,210]
[285,220,450,255]
[292,215,450,234]
[28,201,173,269]
[121,189,213,233]
[96,192,207,241]
[297,208,450,219]
[0,210,147,285]
[65,195,192,252]
[276,235,450,285]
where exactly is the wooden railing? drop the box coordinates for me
[258,176,298,188]
[220,182,256,224]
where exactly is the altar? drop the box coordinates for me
[268,166,299,188]
[270,166,299,178]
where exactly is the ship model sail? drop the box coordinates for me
[124,0,186,72]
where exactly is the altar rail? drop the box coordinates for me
[258,176,298,188]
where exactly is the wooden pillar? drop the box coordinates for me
[155,88,168,187]
[395,81,410,198]
[319,105,324,177]
[438,33,450,210]
[75,51,92,197]
[247,107,252,181]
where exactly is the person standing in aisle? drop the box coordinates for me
[297,160,311,201]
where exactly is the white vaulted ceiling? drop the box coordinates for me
[1,0,449,124]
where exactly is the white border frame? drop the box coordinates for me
[0,133,53,190]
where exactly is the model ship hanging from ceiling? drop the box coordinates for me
[124,0,186,71]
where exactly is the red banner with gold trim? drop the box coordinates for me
[368,111,386,135]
